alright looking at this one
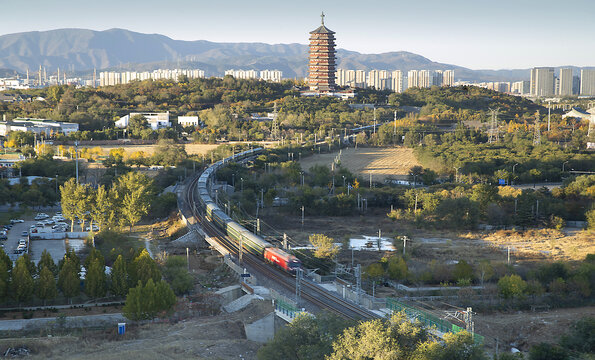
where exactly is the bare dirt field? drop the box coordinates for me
[80,143,220,156]
[3,301,273,360]
[299,146,421,181]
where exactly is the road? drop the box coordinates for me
[0,313,125,331]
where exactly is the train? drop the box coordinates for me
[196,147,302,274]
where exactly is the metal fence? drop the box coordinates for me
[386,298,484,344]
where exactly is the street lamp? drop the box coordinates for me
[562,160,569,172]
[342,175,346,187]
[300,171,304,187]
[512,163,519,185]
[241,177,244,193]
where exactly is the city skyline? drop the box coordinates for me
[1,0,594,70]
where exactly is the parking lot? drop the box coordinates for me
[5,211,78,264]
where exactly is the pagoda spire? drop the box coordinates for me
[321,11,325,25]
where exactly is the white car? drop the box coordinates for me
[53,216,66,222]
[36,222,45,227]
[85,225,99,232]
[10,219,24,224]
[34,213,49,220]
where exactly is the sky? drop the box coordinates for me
[1,0,594,70]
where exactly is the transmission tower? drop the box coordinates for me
[488,108,500,143]
[533,111,541,145]
[271,101,280,140]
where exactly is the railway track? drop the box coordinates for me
[184,173,379,321]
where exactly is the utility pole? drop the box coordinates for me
[355,264,361,304]
[488,108,499,143]
[403,236,409,256]
[301,206,304,229]
[393,110,397,136]
[295,268,302,302]
[373,107,377,135]
[74,141,79,184]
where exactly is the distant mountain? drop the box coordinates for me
[0,28,590,82]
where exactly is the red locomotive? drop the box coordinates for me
[264,247,301,273]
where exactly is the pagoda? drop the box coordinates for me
[308,12,336,92]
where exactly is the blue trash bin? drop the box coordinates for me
[118,322,126,335]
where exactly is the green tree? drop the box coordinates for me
[365,263,385,280]
[122,188,149,231]
[91,185,112,231]
[37,265,58,305]
[123,279,176,321]
[0,247,12,272]
[37,249,57,275]
[60,178,79,232]
[528,343,569,360]
[453,260,474,283]
[110,255,129,297]
[85,258,107,299]
[12,256,34,304]
[387,256,408,281]
[163,256,194,295]
[128,114,148,138]
[498,274,527,299]
[122,281,144,321]
[413,331,487,360]
[476,260,494,286]
[154,280,177,316]
[0,261,9,302]
[309,234,339,259]
[58,258,80,303]
[258,312,352,360]
[130,249,161,286]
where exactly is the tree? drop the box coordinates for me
[122,281,143,321]
[154,280,177,316]
[115,172,154,231]
[413,331,487,360]
[12,256,34,304]
[37,265,58,305]
[58,258,80,303]
[38,249,57,275]
[453,260,474,283]
[0,261,9,302]
[128,114,148,138]
[130,249,161,286]
[476,260,494,286]
[85,258,107,299]
[387,256,408,281]
[529,343,569,360]
[309,234,339,259]
[122,188,149,231]
[60,178,79,232]
[0,248,12,272]
[329,312,429,360]
[123,279,176,321]
[163,256,194,295]
[74,183,92,232]
[498,274,527,299]
[91,185,112,230]
[258,312,352,360]
[365,263,385,280]
[111,255,129,297]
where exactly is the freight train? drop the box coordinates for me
[197,148,302,274]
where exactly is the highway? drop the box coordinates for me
[182,170,379,321]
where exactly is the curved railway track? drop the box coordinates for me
[184,172,379,321]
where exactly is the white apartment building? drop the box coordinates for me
[407,70,419,88]
[177,116,200,127]
[99,69,205,86]
[116,112,171,130]
[391,70,403,93]
[511,81,530,95]
[558,68,573,96]
[443,70,455,86]
[260,70,283,82]
[224,70,259,79]
[580,69,595,96]
[355,70,366,88]
[418,70,432,88]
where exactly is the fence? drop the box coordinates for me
[386,298,484,344]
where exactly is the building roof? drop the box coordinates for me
[562,107,590,119]
[310,12,335,34]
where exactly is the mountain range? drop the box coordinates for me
[0,28,589,82]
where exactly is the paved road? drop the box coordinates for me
[0,313,125,331]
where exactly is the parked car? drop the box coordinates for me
[85,225,99,232]
[10,219,24,224]
[3,225,12,230]
[21,231,28,237]
[34,213,49,220]
[0,235,7,241]
[44,219,55,225]
[36,222,45,227]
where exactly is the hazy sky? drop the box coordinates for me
[1,0,593,69]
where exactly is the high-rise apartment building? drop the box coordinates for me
[580,69,595,96]
[511,81,530,95]
[407,70,418,88]
[391,70,403,93]
[433,70,443,87]
[308,13,336,91]
[418,70,432,88]
[558,68,573,96]
[443,70,455,86]
[355,70,366,88]
[259,70,283,82]
[530,67,555,97]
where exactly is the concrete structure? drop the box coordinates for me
[580,69,595,96]
[0,118,79,137]
[433,70,443,86]
[308,13,337,92]
[115,112,171,130]
[530,67,555,97]
[355,70,366,88]
[367,70,390,90]
[562,107,591,120]
[177,116,199,127]
[418,70,432,88]
[558,68,574,96]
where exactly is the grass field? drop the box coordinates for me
[299,146,421,181]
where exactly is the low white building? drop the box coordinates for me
[116,112,171,130]
[177,116,199,127]
[562,108,591,120]
[0,118,79,137]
